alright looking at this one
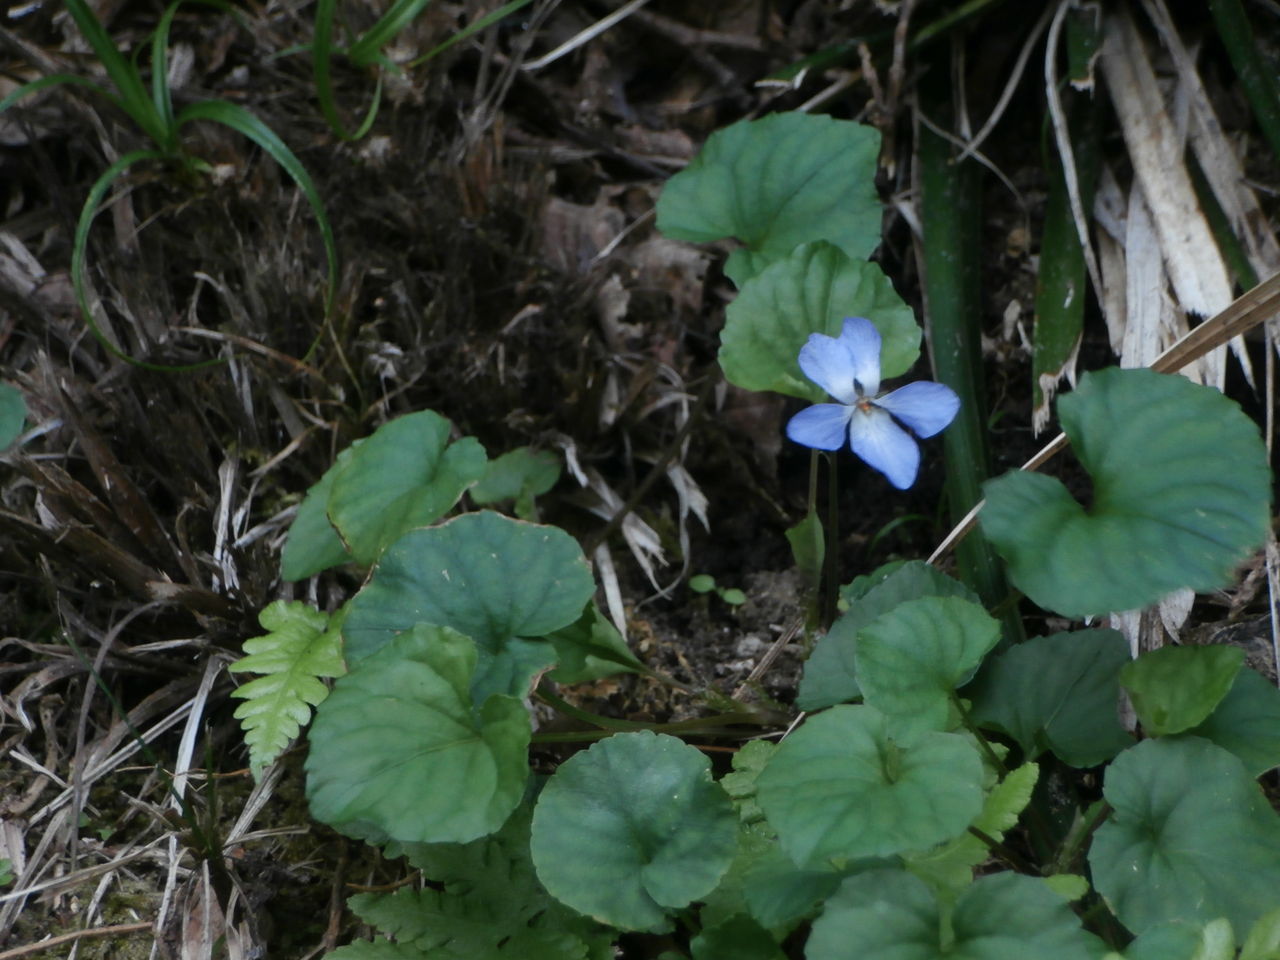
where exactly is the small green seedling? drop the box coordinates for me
[688,574,747,606]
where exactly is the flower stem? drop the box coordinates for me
[823,452,839,628]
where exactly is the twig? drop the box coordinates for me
[0,921,152,959]
[929,270,1280,564]
[732,615,804,701]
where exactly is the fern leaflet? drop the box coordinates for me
[229,600,346,779]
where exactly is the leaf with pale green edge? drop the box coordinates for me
[655,113,881,286]
[905,762,1038,903]
[808,869,1106,960]
[697,821,777,932]
[718,740,890,932]
[342,511,595,701]
[545,603,642,685]
[1045,875,1091,902]
[328,940,432,959]
[0,383,24,450]
[305,624,530,845]
[1188,667,1280,776]
[691,916,786,960]
[742,844,881,931]
[345,890,595,960]
[800,562,979,711]
[1123,920,1235,960]
[786,508,824,598]
[966,629,1132,767]
[471,446,560,520]
[229,600,346,780]
[719,242,920,401]
[281,441,361,581]
[755,705,984,867]
[1241,906,1280,960]
[982,368,1271,618]
[856,596,1000,733]
[721,739,775,823]
[1090,737,1280,935]
[838,559,909,606]
[530,731,737,932]
[348,799,612,960]
[328,410,486,565]
[1120,645,1243,736]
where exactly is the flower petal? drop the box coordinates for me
[797,317,882,402]
[837,317,882,396]
[848,406,921,489]
[786,403,855,451]
[875,381,960,438]
[798,334,859,404]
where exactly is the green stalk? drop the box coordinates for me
[1033,82,1099,424]
[1188,153,1259,291]
[785,450,825,631]
[408,0,534,66]
[917,72,1021,644]
[1209,0,1280,163]
[824,453,839,628]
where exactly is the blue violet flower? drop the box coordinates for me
[786,317,960,489]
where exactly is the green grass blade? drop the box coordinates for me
[409,0,534,66]
[346,0,435,66]
[152,0,192,137]
[1033,86,1098,430]
[177,100,338,342]
[0,73,118,114]
[918,83,1019,640]
[151,0,244,142]
[1209,0,1280,163]
[312,0,382,140]
[71,149,230,371]
[1189,154,1259,291]
[64,0,169,147]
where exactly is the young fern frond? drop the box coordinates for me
[230,600,346,780]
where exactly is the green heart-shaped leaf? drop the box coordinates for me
[1187,666,1280,776]
[530,731,737,932]
[655,113,881,286]
[1123,920,1235,960]
[305,624,530,844]
[755,705,984,867]
[808,869,1104,960]
[349,798,612,960]
[966,629,1132,767]
[544,602,642,685]
[719,242,920,401]
[856,596,1001,733]
[691,917,786,960]
[1089,737,1280,935]
[742,845,848,931]
[343,511,595,700]
[328,410,487,565]
[470,446,560,520]
[281,441,361,580]
[981,368,1271,617]
[1120,644,1244,736]
[799,562,979,711]
[905,763,1039,905]
[1241,908,1280,960]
